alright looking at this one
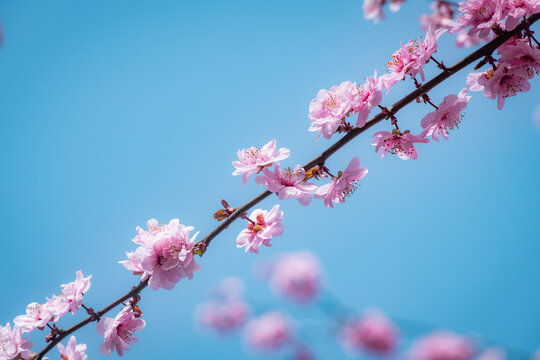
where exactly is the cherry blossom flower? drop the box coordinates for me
[236,205,284,254]
[13,302,52,333]
[244,311,293,351]
[133,218,201,290]
[381,27,444,91]
[57,336,88,360]
[196,299,250,335]
[498,37,540,78]
[506,0,540,30]
[477,347,506,360]
[118,251,149,279]
[43,295,70,323]
[355,71,383,128]
[339,310,398,355]
[314,157,368,208]
[309,81,360,139]
[451,0,509,39]
[255,163,317,206]
[421,89,471,141]
[363,0,385,23]
[232,139,290,185]
[96,306,145,356]
[409,331,475,360]
[269,251,323,304]
[372,129,429,160]
[0,323,33,360]
[60,270,92,315]
[466,65,531,110]
[419,1,454,32]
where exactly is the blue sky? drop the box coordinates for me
[0,1,539,359]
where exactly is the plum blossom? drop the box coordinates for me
[308,81,360,139]
[118,251,149,279]
[355,71,383,128]
[255,163,317,206]
[13,302,52,333]
[0,323,33,360]
[498,37,540,78]
[421,89,471,141]
[339,310,398,355]
[381,27,444,91]
[43,295,70,323]
[372,129,429,160]
[506,0,540,30]
[466,65,531,110]
[236,205,284,254]
[409,331,475,360]
[57,336,88,360]
[269,252,323,304]
[60,270,92,315]
[130,218,201,290]
[419,1,454,32]
[314,157,368,208]
[244,311,293,351]
[232,139,290,185]
[96,306,145,356]
[451,0,509,39]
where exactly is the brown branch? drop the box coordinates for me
[33,12,540,360]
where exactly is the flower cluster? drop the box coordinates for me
[120,218,201,290]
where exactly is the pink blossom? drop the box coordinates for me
[269,251,323,304]
[118,251,149,279]
[13,302,52,333]
[43,295,70,323]
[409,331,475,360]
[314,157,368,208]
[355,71,383,128]
[0,323,33,360]
[236,205,284,253]
[372,129,429,160]
[60,270,92,315]
[96,306,145,356]
[451,0,509,39]
[506,0,540,30]
[134,218,201,290]
[57,336,88,360]
[339,310,398,355]
[232,139,290,185]
[255,163,317,206]
[196,300,250,335]
[308,81,360,139]
[419,2,454,32]
[476,347,506,360]
[244,311,293,351]
[381,28,443,91]
[498,37,540,78]
[421,89,471,141]
[466,65,531,110]
[363,0,385,23]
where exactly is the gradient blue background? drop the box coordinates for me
[0,1,539,359]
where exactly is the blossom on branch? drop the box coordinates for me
[420,89,471,141]
[96,306,145,356]
[0,323,33,360]
[314,157,368,208]
[339,310,398,355]
[372,129,429,160]
[236,205,284,254]
[232,139,290,185]
[126,218,201,290]
[451,0,509,38]
[498,37,540,78]
[409,331,475,360]
[57,336,88,360]
[506,0,540,30]
[244,311,293,352]
[13,303,52,333]
[356,71,383,128]
[60,270,92,315]
[269,251,323,304]
[255,163,317,206]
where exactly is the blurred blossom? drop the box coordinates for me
[244,311,293,352]
[339,310,398,355]
[269,251,323,304]
[409,331,475,360]
[476,347,505,360]
[196,278,250,336]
